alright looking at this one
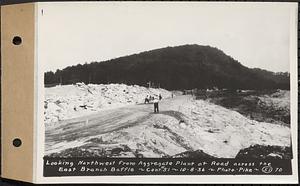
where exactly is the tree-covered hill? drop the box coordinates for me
[44,44,289,90]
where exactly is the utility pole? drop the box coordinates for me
[59,76,62,85]
[147,81,151,88]
[88,74,92,84]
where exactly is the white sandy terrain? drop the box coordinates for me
[45,83,172,124]
[45,93,290,158]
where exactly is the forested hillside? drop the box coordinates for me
[45,44,289,90]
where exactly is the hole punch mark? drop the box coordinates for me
[12,36,22,45]
[13,138,22,147]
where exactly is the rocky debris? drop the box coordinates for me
[169,149,216,158]
[257,90,290,124]
[235,144,292,159]
[46,144,134,158]
[203,90,290,125]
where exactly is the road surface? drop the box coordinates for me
[45,95,192,155]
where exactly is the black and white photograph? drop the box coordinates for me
[41,2,295,170]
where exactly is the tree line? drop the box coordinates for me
[45,44,290,90]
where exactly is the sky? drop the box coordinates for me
[37,2,296,73]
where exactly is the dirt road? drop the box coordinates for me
[45,95,192,155]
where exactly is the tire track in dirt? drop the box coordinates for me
[45,96,191,154]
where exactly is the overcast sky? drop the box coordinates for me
[38,2,295,73]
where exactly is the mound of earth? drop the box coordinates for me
[169,150,216,158]
[201,90,290,126]
[45,83,171,124]
[235,144,292,159]
[45,95,291,158]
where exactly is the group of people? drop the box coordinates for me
[144,94,162,113]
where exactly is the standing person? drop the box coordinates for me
[144,95,149,104]
[153,96,159,113]
[159,94,162,100]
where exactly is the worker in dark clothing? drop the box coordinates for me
[144,95,149,104]
[153,97,159,113]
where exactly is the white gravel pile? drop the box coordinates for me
[75,96,290,158]
[44,83,171,124]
